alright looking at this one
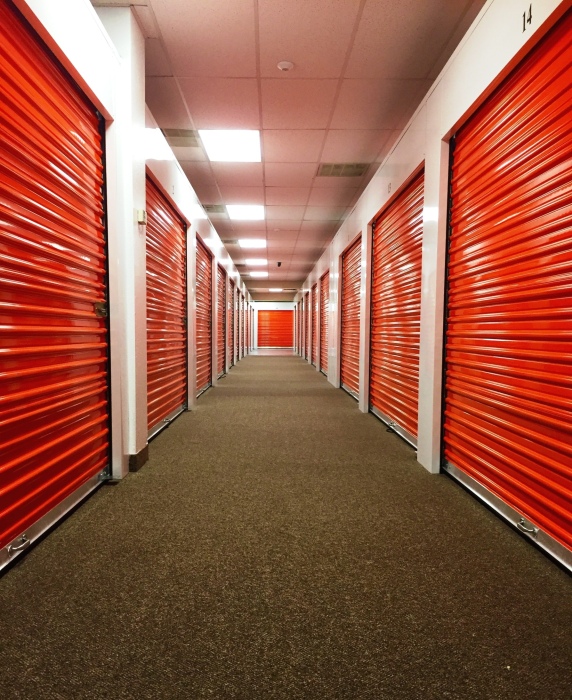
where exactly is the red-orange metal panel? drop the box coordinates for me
[340,237,362,398]
[445,12,572,555]
[257,310,294,347]
[146,178,187,431]
[196,236,212,395]
[304,293,310,360]
[370,170,424,444]
[240,294,245,359]
[320,272,329,373]
[217,265,226,376]
[228,280,235,367]
[311,284,318,365]
[0,2,109,552]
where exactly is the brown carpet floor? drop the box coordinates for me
[1,356,570,699]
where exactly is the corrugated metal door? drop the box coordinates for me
[320,272,329,374]
[304,293,310,360]
[235,288,240,360]
[444,12,572,565]
[0,2,110,566]
[370,170,423,446]
[258,311,294,347]
[146,178,187,435]
[240,294,245,359]
[340,237,362,398]
[216,265,226,377]
[228,280,235,367]
[297,302,302,355]
[311,284,318,365]
[195,236,212,396]
[245,302,250,354]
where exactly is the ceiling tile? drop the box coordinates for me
[321,129,393,162]
[262,130,325,162]
[266,206,306,221]
[152,0,257,77]
[219,186,264,204]
[330,79,425,130]
[304,206,346,221]
[180,161,214,185]
[188,184,222,204]
[179,78,260,129]
[261,79,338,129]
[258,0,361,79]
[225,219,267,232]
[266,219,302,232]
[172,145,207,162]
[307,188,358,206]
[210,163,264,186]
[145,38,172,76]
[145,77,191,129]
[266,228,299,240]
[265,187,311,206]
[299,220,339,235]
[264,162,317,187]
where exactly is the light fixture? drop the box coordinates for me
[277,61,294,72]
[244,258,267,266]
[198,130,261,162]
[227,204,265,221]
[250,271,268,278]
[269,288,283,292]
[238,239,266,249]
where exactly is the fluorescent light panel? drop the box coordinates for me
[250,271,268,278]
[227,204,264,220]
[199,130,261,162]
[244,258,267,266]
[238,239,266,249]
[269,288,283,292]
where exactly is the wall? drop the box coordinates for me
[297,0,568,473]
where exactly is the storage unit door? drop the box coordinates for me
[235,290,240,360]
[0,2,110,567]
[369,170,423,446]
[340,237,362,398]
[320,272,329,373]
[217,265,226,377]
[228,281,235,367]
[304,293,310,360]
[444,13,572,567]
[196,236,212,396]
[245,302,250,354]
[258,311,294,347]
[240,294,245,358]
[311,284,318,365]
[146,178,187,435]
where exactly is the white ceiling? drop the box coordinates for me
[93,0,487,300]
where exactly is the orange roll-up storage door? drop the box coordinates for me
[245,302,250,354]
[0,2,110,565]
[258,311,294,347]
[340,237,362,398]
[216,265,226,377]
[146,178,187,435]
[311,284,318,365]
[228,280,235,367]
[320,272,329,373]
[240,294,245,359]
[304,293,310,360]
[444,12,572,565]
[369,170,423,447]
[195,236,212,396]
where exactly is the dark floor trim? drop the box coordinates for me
[129,445,149,472]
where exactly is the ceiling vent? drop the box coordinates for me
[161,129,200,148]
[317,163,369,177]
[203,204,226,215]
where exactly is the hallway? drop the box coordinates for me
[1,356,570,700]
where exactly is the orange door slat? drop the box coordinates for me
[320,272,329,372]
[228,280,235,367]
[0,2,110,553]
[196,236,212,395]
[257,310,294,347]
[340,237,362,398]
[217,265,226,376]
[146,178,187,432]
[369,170,424,445]
[311,284,318,365]
[445,11,572,555]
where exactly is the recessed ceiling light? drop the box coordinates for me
[227,204,265,221]
[238,239,266,249]
[269,288,283,292]
[250,271,268,278]
[244,258,267,266]
[198,130,261,162]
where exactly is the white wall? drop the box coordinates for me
[297,0,568,473]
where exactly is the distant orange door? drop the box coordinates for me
[319,272,329,373]
[258,310,294,347]
[195,236,212,396]
[340,237,361,398]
